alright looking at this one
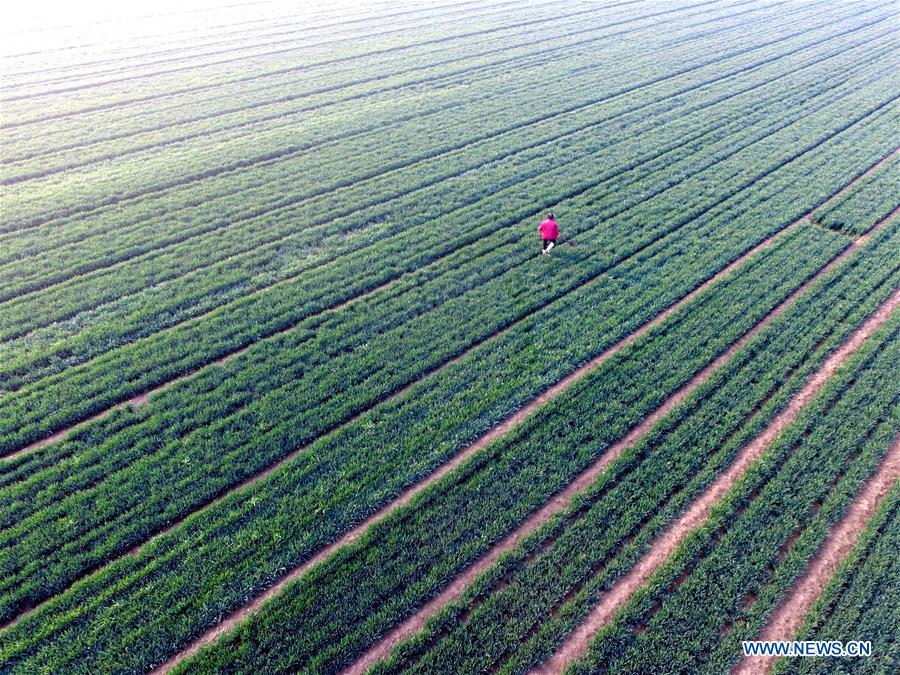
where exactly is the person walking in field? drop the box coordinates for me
[539,212,559,254]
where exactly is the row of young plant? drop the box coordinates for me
[22,0,792,175]
[0,1,609,182]
[1,0,684,161]
[0,0,582,124]
[1,34,892,438]
[2,0,750,149]
[1,74,892,486]
[0,0,552,104]
[812,151,900,236]
[10,6,880,348]
[10,56,889,435]
[0,0,619,172]
[3,0,780,297]
[568,313,900,675]
[0,195,852,673]
[775,483,900,675]
[1,88,892,580]
[364,220,900,675]
[1,70,879,620]
[5,47,890,484]
[4,90,864,498]
[0,0,800,270]
[5,0,716,213]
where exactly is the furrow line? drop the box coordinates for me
[2,271,399,461]
[0,183,806,625]
[0,3,660,163]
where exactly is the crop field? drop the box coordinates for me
[0,0,898,673]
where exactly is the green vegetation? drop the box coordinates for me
[2,54,894,621]
[357,222,900,675]
[1,1,897,673]
[0,205,850,674]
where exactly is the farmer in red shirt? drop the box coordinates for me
[538,213,559,254]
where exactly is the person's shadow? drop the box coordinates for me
[557,239,592,265]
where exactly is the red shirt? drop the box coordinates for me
[539,218,558,240]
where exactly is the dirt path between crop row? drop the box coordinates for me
[147,193,835,674]
[344,210,897,674]
[732,433,900,675]
[534,287,900,674]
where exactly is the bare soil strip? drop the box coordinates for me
[11,145,893,464]
[535,289,900,675]
[732,434,900,675]
[343,210,896,674]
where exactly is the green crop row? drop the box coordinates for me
[776,484,900,675]
[0,0,612,170]
[0,193,850,673]
[1,0,792,259]
[813,152,900,236]
[6,35,886,407]
[1,38,894,454]
[364,219,899,675]
[0,0,529,91]
[0,94,833,487]
[7,0,732,226]
[569,314,899,675]
[1,57,882,620]
[0,3,811,318]
[0,4,604,184]
[0,0,821,308]
[4,27,885,390]
[0,0,584,128]
[1,1,648,177]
